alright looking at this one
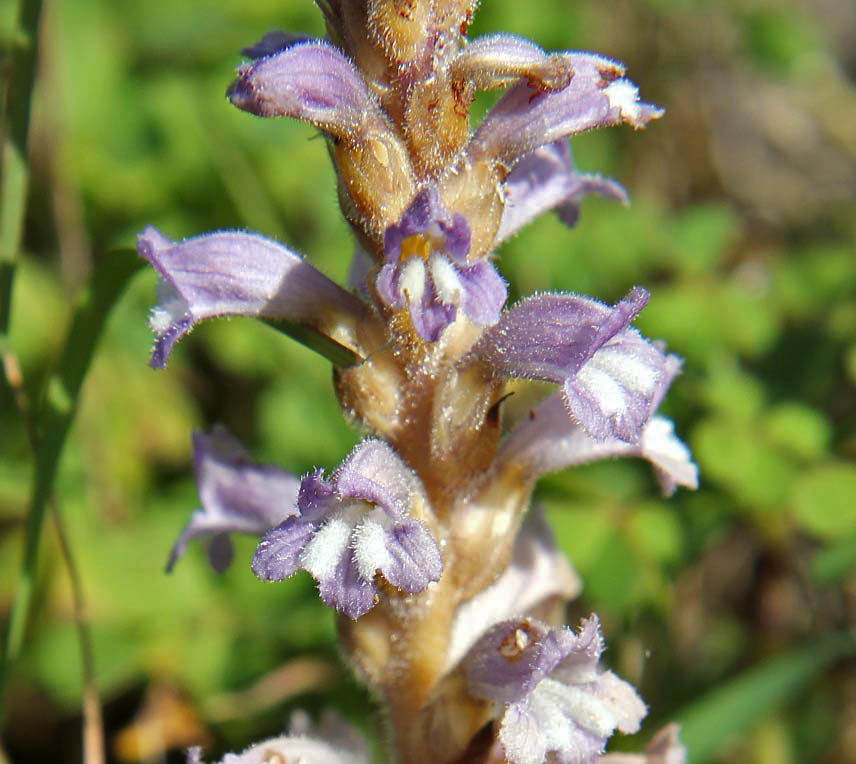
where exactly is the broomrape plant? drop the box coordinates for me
[138,1,698,761]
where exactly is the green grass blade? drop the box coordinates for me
[676,631,856,764]
[2,248,145,669]
[0,0,44,336]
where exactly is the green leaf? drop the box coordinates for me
[692,417,792,508]
[627,504,684,565]
[585,531,640,612]
[636,281,779,365]
[545,503,613,572]
[811,533,856,586]
[763,403,831,462]
[700,363,766,421]
[665,204,739,275]
[793,464,856,540]
[677,632,856,764]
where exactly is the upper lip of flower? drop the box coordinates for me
[136,225,370,369]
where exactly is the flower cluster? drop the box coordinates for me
[139,1,697,762]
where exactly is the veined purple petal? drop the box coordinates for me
[137,226,365,368]
[457,261,508,327]
[252,516,317,582]
[380,519,444,592]
[297,468,338,516]
[414,288,459,341]
[561,326,670,442]
[474,288,675,442]
[498,392,698,496]
[228,41,383,140]
[474,288,649,385]
[466,618,557,705]
[501,689,606,764]
[470,52,663,167]
[167,427,300,572]
[317,548,378,618]
[496,140,628,245]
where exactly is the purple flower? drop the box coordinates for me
[167,427,300,573]
[470,52,663,168]
[496,140,629,245]
[498,365,698,497]
[375,187,507,341]
[473,287,678,443]
[252,440,443,619]
[227,40,385,142]
[465,616,646,764]
[137,226,367,368]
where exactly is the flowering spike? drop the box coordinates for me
[139,1,695,758]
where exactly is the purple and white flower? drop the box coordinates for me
[167,427,300,573]
[473,287,678,443]
[252,440,443,618]
[375,187,507,341]
[137,3,695,759]
[498,365,698,496]
[465,616,647,764]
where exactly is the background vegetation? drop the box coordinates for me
[1,0,855,761]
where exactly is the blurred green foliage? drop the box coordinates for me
[1,0,855,762]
